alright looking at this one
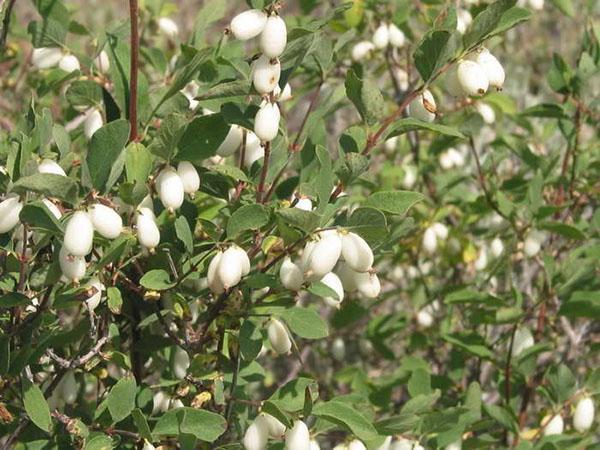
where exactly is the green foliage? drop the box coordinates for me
[0,0,598,449]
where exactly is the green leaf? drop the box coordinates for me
[132,408,153,441]
[347,207,388,245]
[12,173,78,204]
[559,290,600,319]
[153,407,227,442]
[386,118,466,139]
[107,376,136,423]
[28,19,67,47]
[261,400,293,428]
[538,222,585,240]
[276,208,321,234]
[22,378,51,432]
[66,80,104,108]
[374,413,421,435]
[84,435,113,450]
[336,152,370,185]
[464,0,530,48]
[312,400,378,442]
[148,113,187,160]
[408,368,432,397]
[483,404,518,433]
[176,114,230,162]
[345,69,385,126]
[401,390,441,414]
[414,30,460,82]
[364,191,425,215]
[87,119,130,193]
[197,80,252,100]
[279,307,329,339]
[308,281,339,301]
[442,333,494,359]
[139,270,174,291]
[107,287,123,315]
[19,200,63,234]
[0,293,30,308]
[207,164,249,182]
[268,377,319,412]
[239,320,263,361]
[227,204,270,238]
[174,216,194,254]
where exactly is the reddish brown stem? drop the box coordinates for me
[128,0,139,142]
[256,141,271,203]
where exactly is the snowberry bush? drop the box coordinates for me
[0,0,598,448]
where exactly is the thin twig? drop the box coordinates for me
[0,0,17,51]
[256,141,271,203]
[128,0,139,142]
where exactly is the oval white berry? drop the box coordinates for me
[408,89,436,122]
[31,47,63,69]
[64,211,94,256]
[38,158,66,176]
[85,277,105,312]
[42,198,62,219]
[217,125,244,157]
[573,397,595,432]
[294,196,312,211]
[376,436,392,450]
[331,337,345,361]
[340,232,373,273]
[61,371,78,404]
[285,420,310,450]
[0,196,23,234]
[356,272,381,298]
[351,41,375,62]
[320,272,344,308]
[254,102,280,142]
[217,246,244,290]
[422,226,438,254]
[388,23,405,48]
[457,60,489,96]
[303,231,342,280]
[475,102,496,124]
[471,48,505,90]
[335,261,359,293]
[456,9,473,34]
[275,83,293,102]
[231,245,251,276]
[230,9,268,41]
[207,250,225,294]
[268,318,292,355]
[416,308,434,328]
[512,327,534,357]
[158,17,179,38]
[172,347,190,379]
[58,54,80,72]
[88,203,122,239]
[152,391,170,414]
[243,414,270,450]
[244,131,265,167]
[94,50,110,73]
[432,222,449,239]
[309,439,321,450]
[403,166,417,189]
[59,246,86,282]
[260,15,287,58]
[157,167,185,211]
[372,23,390,49]
[348,440,367,450]
[445,66,465,97]
[177,161,200,194]
[543,414,564,436]
[528,0,544,9]
[84,108,103,139]
[136,207,160,250]
[252,55,281,94]
[523,232,541,257]
[444,440,461,450]
[280,257,304,291]
[490,237,504,257]
[263,413,286,438]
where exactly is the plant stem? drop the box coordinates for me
[0,0,16,52]
[128,0,139,142]
[256,141,271,203]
